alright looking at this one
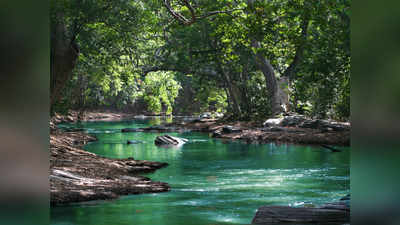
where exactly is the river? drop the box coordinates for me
[51,117,349,225]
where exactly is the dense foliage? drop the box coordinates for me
[50,0,350,120]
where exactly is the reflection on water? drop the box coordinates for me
[52,118,350,225]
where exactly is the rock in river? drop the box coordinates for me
[154,135,188,146]
[127,140,143,144]
[252,205,349,224]
[222,125,242,133]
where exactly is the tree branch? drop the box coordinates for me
[197,8,244,20]
[162,0,243,26]
[142,65,192,75]
[282,13,310,80]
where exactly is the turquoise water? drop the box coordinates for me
[51,118,350,225]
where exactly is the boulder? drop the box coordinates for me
[214,112,224,118]
[252,205,350,224]
[299,119,324,129]
[222,125,242,133]
[263,118,284,127]
[154,135,188,146]
[199,112,212,119]
[326,122,351,132]
[66,115,75,122]
[269,127,285,132]
[212,130,222,138]
[299,119,350,131]
[280,115,307,127]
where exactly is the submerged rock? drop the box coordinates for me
[154,135,188,146]
[127,140,143,144]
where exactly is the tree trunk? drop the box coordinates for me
[252,40,281,116]
[280,12,310,112]
[219,66,242,116]
[50,12,80,109]
[247,0,281,116]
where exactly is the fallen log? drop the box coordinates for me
[252,205,350,224]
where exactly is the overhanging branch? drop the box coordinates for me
[162,0,244,26]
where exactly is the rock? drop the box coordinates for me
[263,118,284,127]
[299,119,350,131]
[50,131,169,205]
[66,115,75,122]
[269,127,285,132]
[222,125,242,133]
[212,130,222,138]
[154,135,188,146]
[280,115,307,127]
[252,205,350,224]
[326,122,351,131]
[199,112,212,119]
[127,140,143,144]
[64,127,85,132]
[321,201,350,211]
[340,194,350,201]
[299,119,322,129]
[214,112,224,118]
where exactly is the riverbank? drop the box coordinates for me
[153,115,350,146]
[50,111,349,205]
[50,112,170,205]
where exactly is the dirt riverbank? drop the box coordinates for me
[50,112,170,205]
[154,115,350,146]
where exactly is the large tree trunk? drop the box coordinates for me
[252,40,282,116]
[280,12,310,112]
[50,12,79,109]
[219,65,242,116]
[247,0,281,116]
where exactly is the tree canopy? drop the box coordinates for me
[50,0,350,120]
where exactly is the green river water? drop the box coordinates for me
[51,117,350,225]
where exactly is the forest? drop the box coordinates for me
[50,1,351,224]
[51,0,350,121]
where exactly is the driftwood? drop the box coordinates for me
[154,135,188,146]
[252,205,350,224]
